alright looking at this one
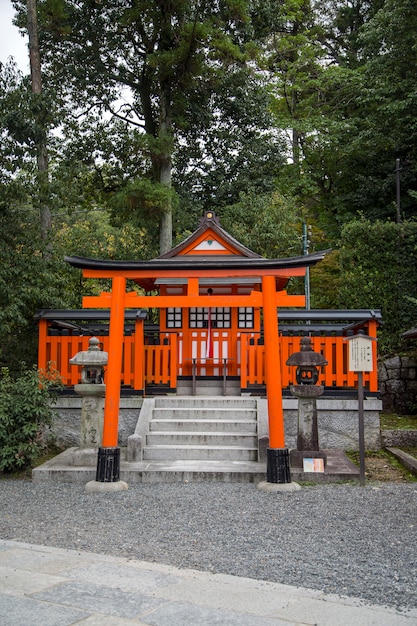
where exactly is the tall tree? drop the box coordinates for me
[26,0,52,245]
[314,0,384,67]
[14,0,280,254]
[267,0,417,229]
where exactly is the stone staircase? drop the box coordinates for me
[175,377,241,396]
[143,396,259,463]
[31,394,363,484]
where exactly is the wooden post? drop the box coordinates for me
[102,276,126,448]
[262,276,285,447]
[133,317,144,391]
[38,318,48,371]
[95,276,127,485]
[262,276,291,483]
[358,371,366,486]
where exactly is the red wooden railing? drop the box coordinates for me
[38,318,379,392]
[240,333,379,392]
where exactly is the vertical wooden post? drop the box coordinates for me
[133,317,144,391]
[262,276,285,447]
[102,276,126,448]
[262,275,291,483]
[358,371,366,487]
[38,318,48,371]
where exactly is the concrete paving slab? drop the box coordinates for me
[80,616,149,626]
[387,447,417,476]
[0,564,68,595]
[32,581,167,619]
[151,575,290,614]
[139,601,292,626]
[58,561,181,593]
[0,545,93,575]
[270,593,416,626]
[1,540,415,626]
[0,593,88,626]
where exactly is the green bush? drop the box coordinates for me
[337,219,417,354]
[0,363,62,472]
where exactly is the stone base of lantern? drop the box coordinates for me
[74,383,105,448]
[289,448,327,468]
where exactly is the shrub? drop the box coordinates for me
[0,363,62,472]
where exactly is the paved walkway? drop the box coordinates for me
[1,540,416,625]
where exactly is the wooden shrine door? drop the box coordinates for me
[164,305,259,379]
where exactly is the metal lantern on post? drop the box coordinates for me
[286,336,328,468]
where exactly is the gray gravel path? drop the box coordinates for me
[0,481,416,611]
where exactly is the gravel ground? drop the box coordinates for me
[1,480,416,611]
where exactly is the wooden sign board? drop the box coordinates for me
[347,335,374,372]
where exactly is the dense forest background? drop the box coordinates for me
[2,0,417,371]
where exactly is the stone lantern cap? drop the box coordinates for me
[69,337,108,367]
[286,336,327,367]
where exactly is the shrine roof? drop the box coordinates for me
[159,211,262,258]
[64,211,330,290]
[64,249,329,273]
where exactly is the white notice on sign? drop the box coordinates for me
[348,336,374,372]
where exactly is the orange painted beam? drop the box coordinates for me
[262,275,285,448]
[83,292,305,310]
[102,276,126,448]
[82,267,306,280]
[187,277,199,296]
[276,293,305,307]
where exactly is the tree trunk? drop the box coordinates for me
[158,86,173,255]
[27,0,52,245]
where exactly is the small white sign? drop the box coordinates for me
[303,458,325,473]
[348,336,374,372]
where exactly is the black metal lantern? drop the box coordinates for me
[286,336,327,386]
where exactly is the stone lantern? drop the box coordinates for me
[69,337,108,447]
[286,336,328,468]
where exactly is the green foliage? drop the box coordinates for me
[109,178,178,253]
[0,201,60,370]
[13,0,275,252]
[52,209,152,305]
[0,363,62,472]
[310,250,343,309]
[221,190,301,257]
[337,218,417,352]
[3,0,417,366]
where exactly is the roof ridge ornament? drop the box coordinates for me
[199,211,221,227]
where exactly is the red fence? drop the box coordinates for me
[38,317,379,392]
[240,333,378,391]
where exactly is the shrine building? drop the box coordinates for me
[36,211,381,484]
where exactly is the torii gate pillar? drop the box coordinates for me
[260,276,294,488]
[86,276,128,492]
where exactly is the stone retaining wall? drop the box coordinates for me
[52,395,382,452]
[283,397,382,451]
[381,430,417,447]
[379,354,417,414]
[51,396,143,448]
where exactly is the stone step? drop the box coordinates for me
[152,407,257,421]
[143,445,258,462]
[146,432,258,447]
[154,396,257,409]
[150,419,257,433]
[176,379,241,397]
[175,386,242,397]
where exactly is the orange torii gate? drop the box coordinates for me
[65,212,329,487]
